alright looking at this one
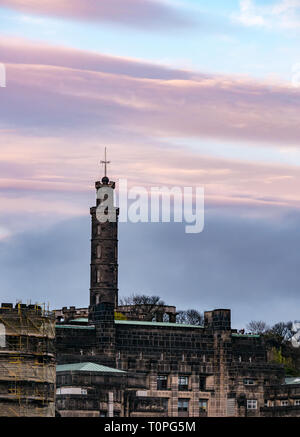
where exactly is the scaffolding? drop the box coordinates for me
[0,303,56,417]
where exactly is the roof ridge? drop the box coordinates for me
[56,362,126,373]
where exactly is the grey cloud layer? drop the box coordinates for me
[0,212,299,327]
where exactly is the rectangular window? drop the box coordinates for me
[199,376,206,390]
[247,400,257,410]
[199,399,208,412]
[178,376,189,391]
[97,270,101,283]
[162,398,169,412]
[178,399,189,412]
[97,245,101,258]
[243,378,255,385]
[157,375,168,390]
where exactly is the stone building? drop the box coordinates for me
[56,362,128,417]
[55,171,300,417]
[0,304,55,417]
[262,377,300,417]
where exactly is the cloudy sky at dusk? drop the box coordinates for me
[0,0,300,327]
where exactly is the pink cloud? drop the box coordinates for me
[1,130,300,217]
[0,37,192,80]
[0,37,300,146]
[0,0,192,29]
[0,37,300,230]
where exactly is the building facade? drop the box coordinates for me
[55,172,300,417]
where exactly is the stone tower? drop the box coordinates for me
[89,157,119,323]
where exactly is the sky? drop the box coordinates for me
[0,0,300,328]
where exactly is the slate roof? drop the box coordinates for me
[56,362,126,373]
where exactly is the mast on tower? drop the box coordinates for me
[100,147,110,182]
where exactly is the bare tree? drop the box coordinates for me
[177,309,204,326]
[268,322,294,344]
[246,320,269,335]
[119,294,165,307]
[119,295,204,326]
[119,294,165,321]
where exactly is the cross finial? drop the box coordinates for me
[100,147,110,178]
